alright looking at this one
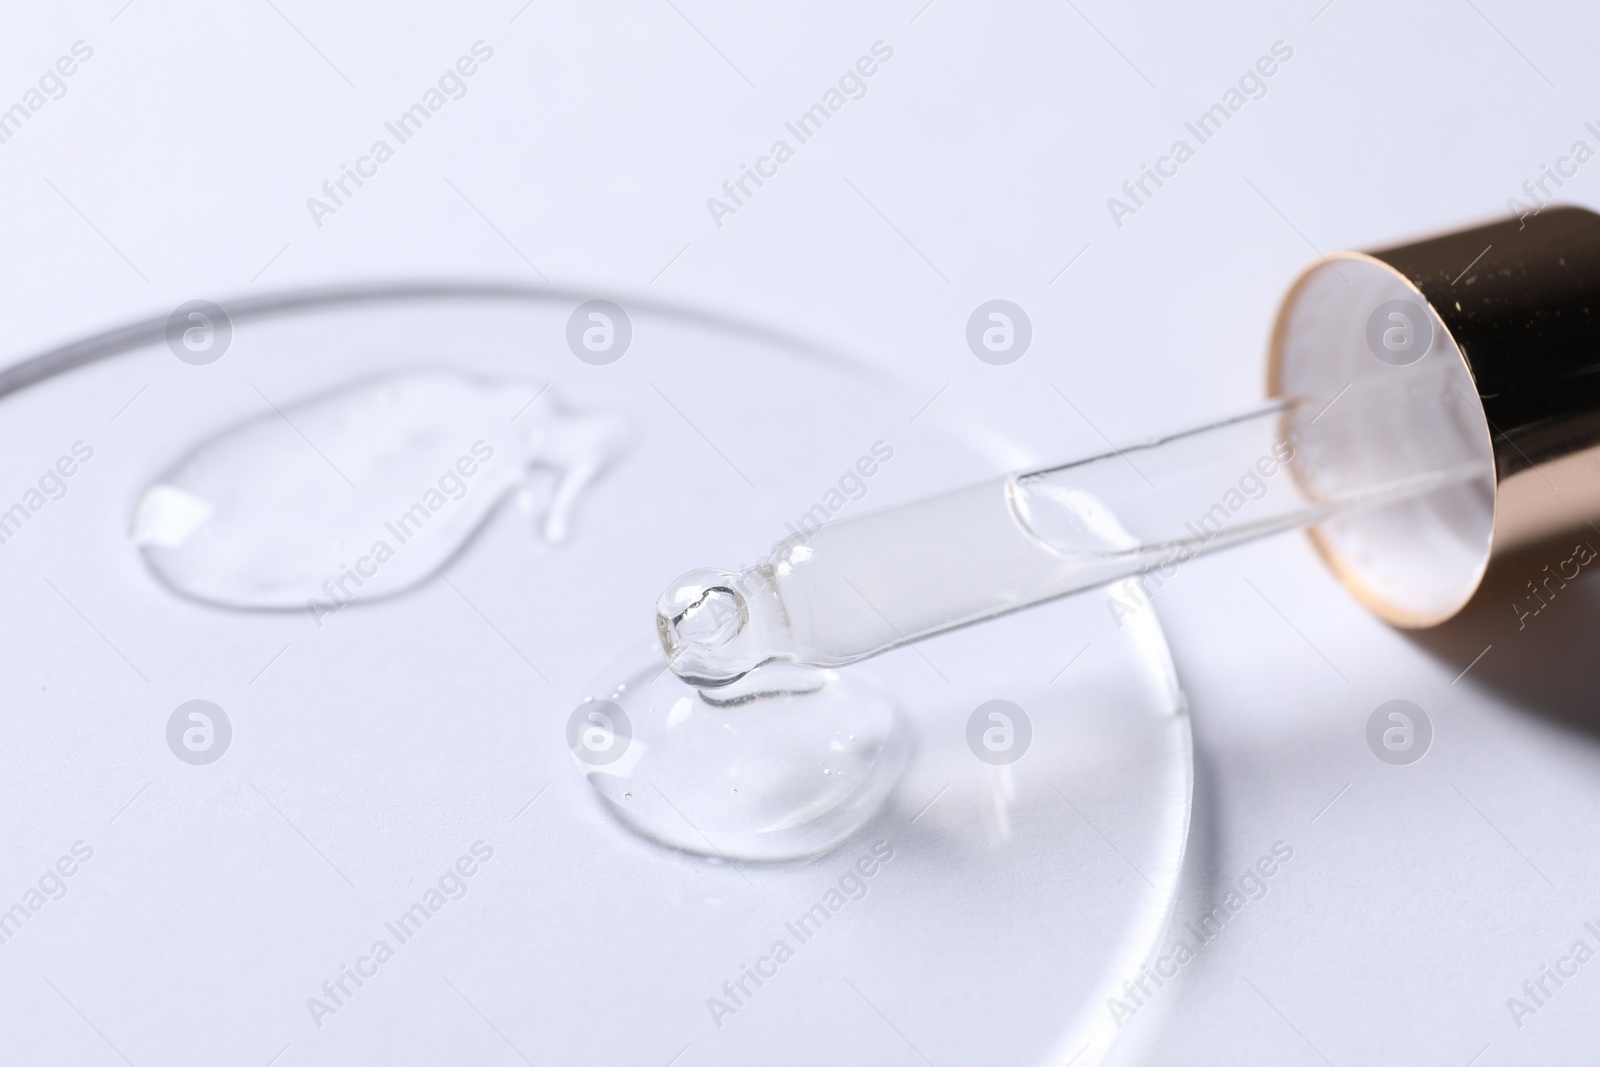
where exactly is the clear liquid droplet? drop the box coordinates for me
[574,652,907,862]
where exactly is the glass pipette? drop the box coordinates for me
[656,356,1495,687]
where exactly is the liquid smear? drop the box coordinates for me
[576,655,908,862]
[133,371,630,615]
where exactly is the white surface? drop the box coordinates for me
[2,1,1598,1063]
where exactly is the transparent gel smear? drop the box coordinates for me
[132,370,629,609]
[576,652,908,862]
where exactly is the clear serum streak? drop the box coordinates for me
[132,370,629,614]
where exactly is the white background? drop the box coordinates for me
[3,1,1600,1063]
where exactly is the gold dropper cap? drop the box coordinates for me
[1270,206,1600,627]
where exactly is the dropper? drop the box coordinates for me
[657,382,1488,686]
[657,208,1600,686]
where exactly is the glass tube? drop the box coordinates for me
[657,361,1493,686]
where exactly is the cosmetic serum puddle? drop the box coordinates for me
[133,370,630,611]
[574,654,908,862]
